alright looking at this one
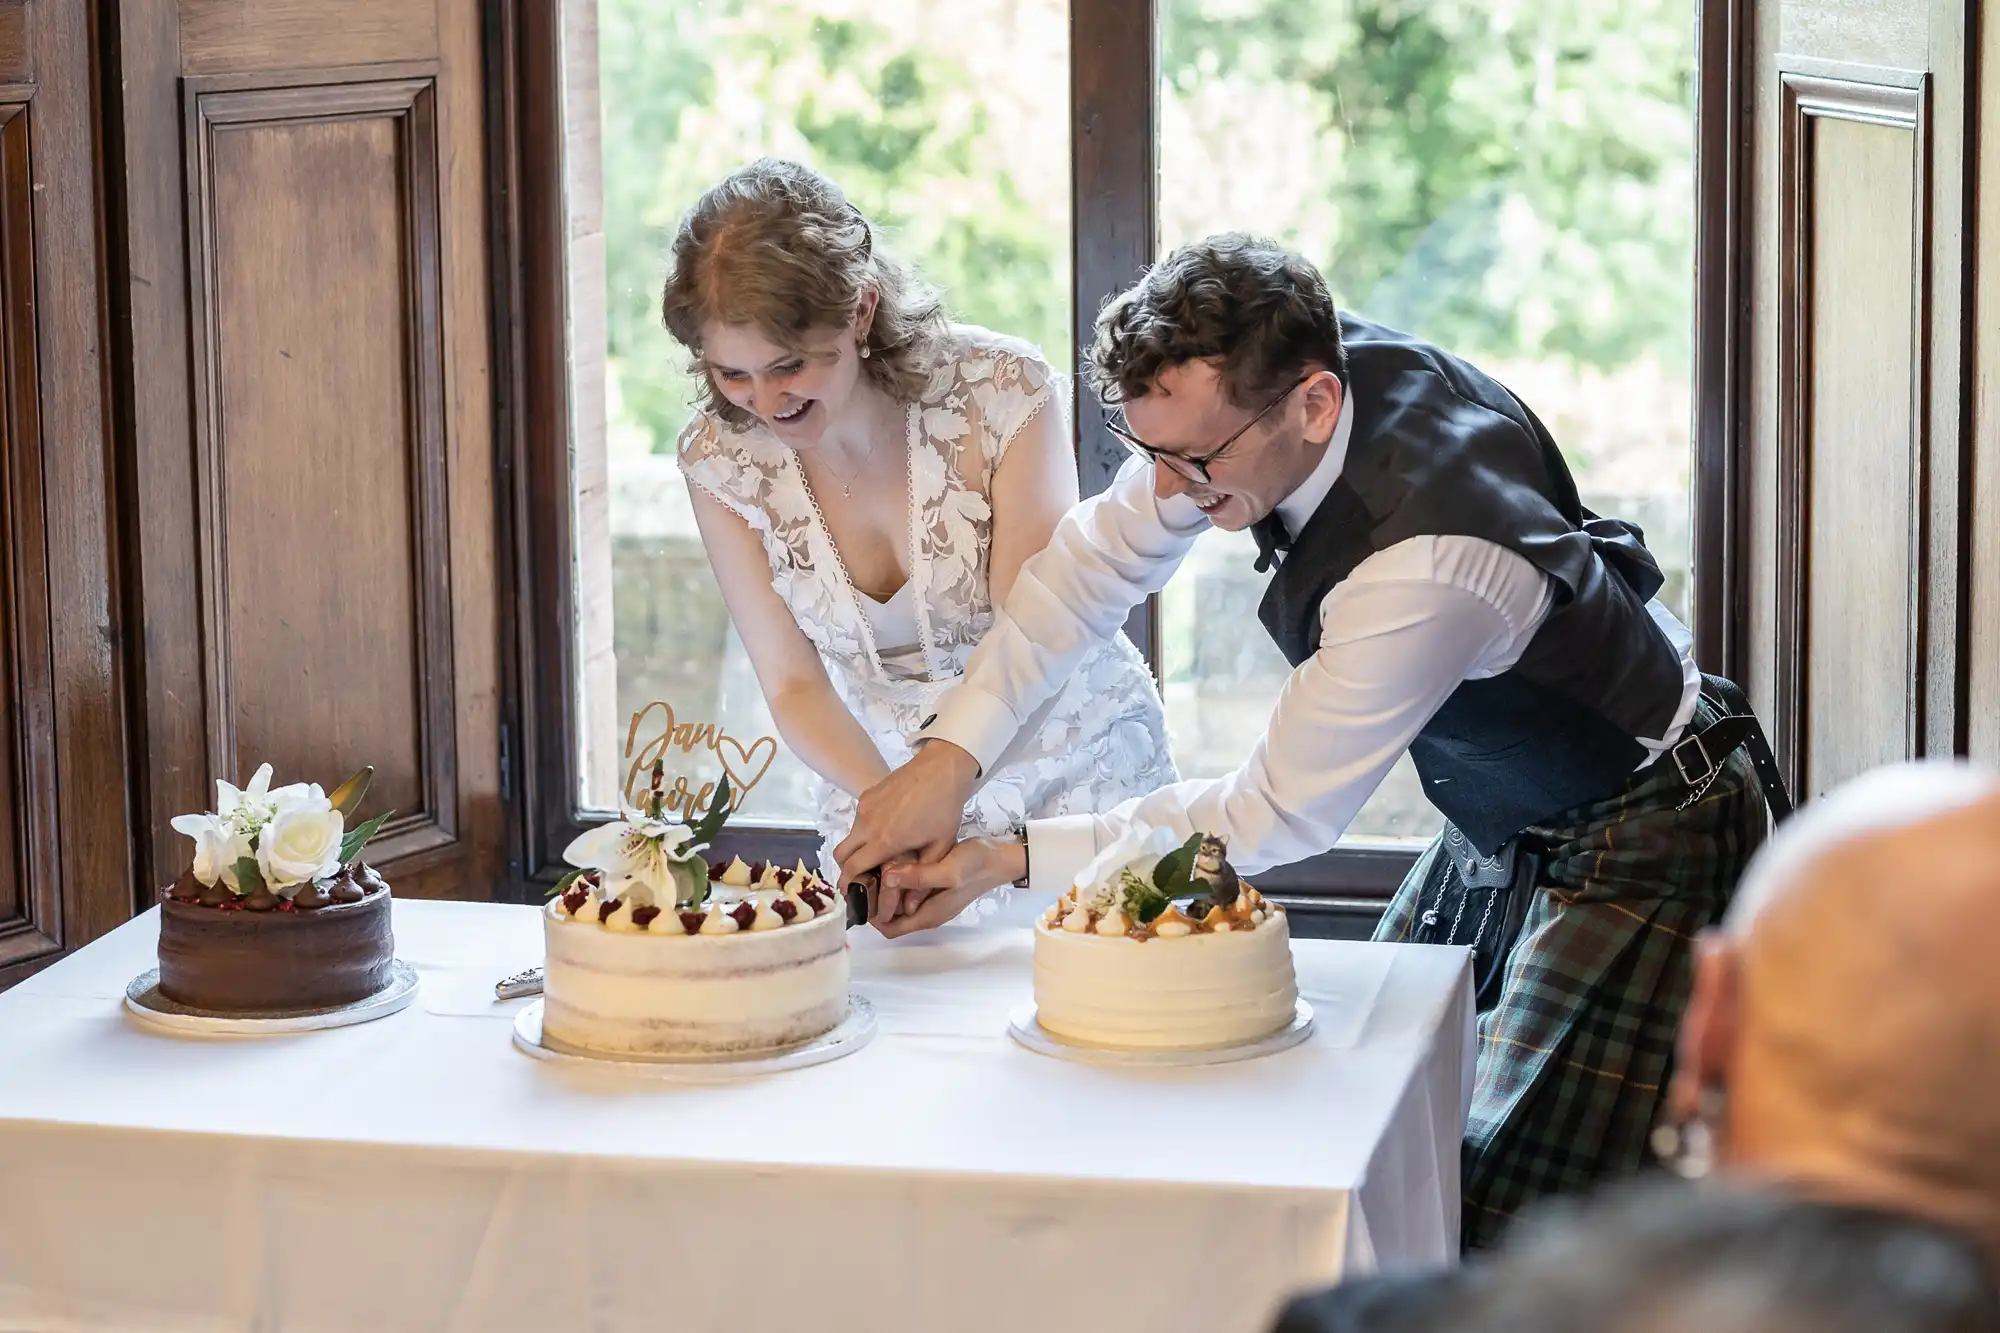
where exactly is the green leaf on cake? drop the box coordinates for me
[339,811,393,868]
[1119,868,1170,924]
[670,856,710,910]
[689,771,733,848]
[232,857,265,897]
[1151,832,1205,898]
[545,868,586,900]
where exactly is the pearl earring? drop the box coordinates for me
[859,342,871,360]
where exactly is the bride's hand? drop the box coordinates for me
[872,837,1027,939]
[836,741,982,886]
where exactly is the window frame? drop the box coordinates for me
[489,0,1741,922]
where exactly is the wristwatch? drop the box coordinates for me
[1009,824,1031,889]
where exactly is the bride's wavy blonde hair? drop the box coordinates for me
[661,159,950,425]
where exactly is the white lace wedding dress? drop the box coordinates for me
[678,325,1177,923]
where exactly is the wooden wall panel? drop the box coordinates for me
[1742,0,1973,802]
[111,0,498,911]
[1970,2,2000,762]
[1776,75,1929,797]
[0,0,129,987]
[0,7,31,85]
[184,78,456,863]
[0,100,59,972]
[179,0,438,76]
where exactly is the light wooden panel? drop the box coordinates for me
[1775,73,1929,798]
[184,78,456,864]
[1971,3,2000,762]
[180,0,438,76]
[0,98,60,972]
[0,6,31,85]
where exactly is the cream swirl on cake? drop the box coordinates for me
[1032,827,1297,1051]
[540,763,850,1058]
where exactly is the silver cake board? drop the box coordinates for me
[1008,998,1315,1067]
[512,994,877,1081]
[124,960,420,1036]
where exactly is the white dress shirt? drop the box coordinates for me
[920,392,1701,900]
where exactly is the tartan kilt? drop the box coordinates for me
[1375,695,1768,1251]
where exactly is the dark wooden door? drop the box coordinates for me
[0,4,135,985]
[1738,0,1975,795]
[105,0,503,905]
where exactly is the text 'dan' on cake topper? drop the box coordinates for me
[622,700,777,816]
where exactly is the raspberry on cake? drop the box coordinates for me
[540,763,850,1059]
[1033,827,1298,1051]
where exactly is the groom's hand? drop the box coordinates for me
[874,836,1028,938]
[837,740,981,890]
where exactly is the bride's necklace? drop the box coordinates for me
[810,399,905,498]
[815,448,864,498]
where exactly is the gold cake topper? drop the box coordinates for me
[621,701,777,817]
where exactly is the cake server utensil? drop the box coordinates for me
[495,966,544,1000]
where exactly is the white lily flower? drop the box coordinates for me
[169,811,253,892]
[213,763,315,840]
[561,807,702,909]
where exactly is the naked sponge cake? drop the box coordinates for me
[540,765,850,1059]
[159,762,395,1013]
[1034,827,1297,1051]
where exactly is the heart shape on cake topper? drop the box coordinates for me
[621,699,777,816]
[716,734,777,797]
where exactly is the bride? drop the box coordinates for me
[666,159,1175,929]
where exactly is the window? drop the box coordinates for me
[1153,0,1697,845]
[504,0,1711,901]
[560,0,1072,825]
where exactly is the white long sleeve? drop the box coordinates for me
[918,455,1211,762]
[923,476,1564,897]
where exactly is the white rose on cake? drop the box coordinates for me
[257,796,346,890]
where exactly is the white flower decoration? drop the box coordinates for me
[169,812,254,892]
[214,763,314,840]
[562,806,703,909]
[257,797,345,891]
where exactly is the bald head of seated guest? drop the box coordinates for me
[1669,759,2000,1263]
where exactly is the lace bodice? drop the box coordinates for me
[678,325,1176,920]
[679,325,1055,691]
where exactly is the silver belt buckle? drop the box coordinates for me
[1672,731,1714,786]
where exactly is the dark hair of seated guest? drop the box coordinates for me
[1272,1179,2000,1333]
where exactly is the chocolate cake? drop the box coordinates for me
[158,865,394,1013]
[158,761,398,1015]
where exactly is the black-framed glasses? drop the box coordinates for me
[1103,375,1310,484]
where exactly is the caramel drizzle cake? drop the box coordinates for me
[538,765,850,1059]
[1032,829,1298,1051]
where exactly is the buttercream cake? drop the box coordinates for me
[540,767,850,1059]
[1033,828,1297,1051]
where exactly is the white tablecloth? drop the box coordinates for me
[0,901,1472,1333]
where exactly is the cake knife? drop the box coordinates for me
[495,966,543,1000]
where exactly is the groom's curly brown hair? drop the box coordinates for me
[1089,233,1349,410]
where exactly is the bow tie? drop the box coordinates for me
[1250,513,1292,573]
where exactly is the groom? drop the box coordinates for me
[835,234,1777,1247]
